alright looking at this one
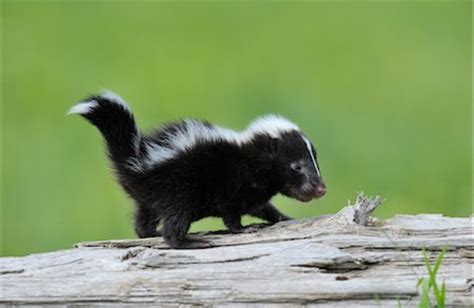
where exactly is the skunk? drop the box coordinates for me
[69,91,326,248]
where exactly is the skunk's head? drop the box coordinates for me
[248,115,326,202]
[270,130,326,202]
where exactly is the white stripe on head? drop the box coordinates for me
[302,135,320,177]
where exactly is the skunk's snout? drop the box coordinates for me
[304,168,326,198]
[307,176,325,198]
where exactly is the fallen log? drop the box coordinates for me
[1,194,472,306]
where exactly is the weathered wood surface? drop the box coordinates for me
[1,195,472,307]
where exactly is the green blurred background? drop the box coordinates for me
[2,1,471,257]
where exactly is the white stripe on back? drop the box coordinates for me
[128,115,300,172]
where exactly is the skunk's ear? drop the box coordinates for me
[268,137,279,156]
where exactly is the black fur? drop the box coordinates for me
[71,93,326,248]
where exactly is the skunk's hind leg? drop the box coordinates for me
[134,206,161,238]
[163,212,211,249]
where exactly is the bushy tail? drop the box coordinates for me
[68,90,140,171]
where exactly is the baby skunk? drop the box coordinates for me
[69,91,326,248]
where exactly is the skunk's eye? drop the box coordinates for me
[290,163,302,172]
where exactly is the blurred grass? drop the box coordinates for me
[1,1,471,257]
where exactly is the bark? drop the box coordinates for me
[1,194,472,307]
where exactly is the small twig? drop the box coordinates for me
[342,192,384,226]
[353,191,384,225]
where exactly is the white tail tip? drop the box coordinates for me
[67,100,99,115]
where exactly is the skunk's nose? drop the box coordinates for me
[312,181,326,197]
[316,185,326,197]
